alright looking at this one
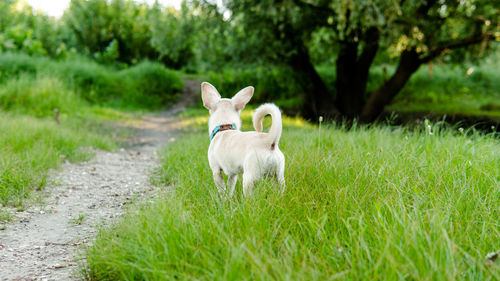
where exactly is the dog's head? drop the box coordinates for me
[201,82,254,132]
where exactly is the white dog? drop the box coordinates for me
[201,82,285,198]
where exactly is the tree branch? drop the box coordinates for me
[360,49,422,122]
[357,27,380,69]
[420,32,495,63]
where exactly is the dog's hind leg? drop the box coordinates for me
[242,173,257,197]
[276,169,285,195]
[276,156,285,195]
[227,175,238,198]
[213,170,226,197]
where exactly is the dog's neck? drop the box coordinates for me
[208,114,241,137]
[210,124,236,141]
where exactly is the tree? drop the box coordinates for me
[224,0,499,122]
[148,2,196,69]
[63,0,150,63]
[62,0,196,68]
[0,0,61,56]
[0,0,16,32]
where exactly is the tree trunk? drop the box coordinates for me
[273,19,337,120]
[289,47,338,120]
[334,27,380,119]
[360,50,422,123]
[335,41,365,118]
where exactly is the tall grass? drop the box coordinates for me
[0,52,184,109]
[84,111,499,280]
[0,75,84,117]
[0,53,150,205]
[0,113,114,205]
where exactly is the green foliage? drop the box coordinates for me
[220,0,500,119]
[84,112,499,280]
[199,62,500,118]
[0,52,42,80]
[0,0,198,68]
[184,1,259,71]
[0,53,183,109]
[389,62,500,116]
[62,0,195,68]
[0,0,16,31]
[63,0,155,64]
[54,58,123,103]
[149,3,196,69]
[0,75,84,117]
[226,0,499,63]
[206,66,304,113]
[119,61,184,108]
[0,1,64,56]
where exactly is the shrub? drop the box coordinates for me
[0,53,184,109]
[119,61,184,108]
[0,75,84,117]
[0,52,46,82]
[206,66,304,114]
[54,58,122,103]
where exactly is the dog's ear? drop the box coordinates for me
[201,82,221,110]
[232,86,254,111]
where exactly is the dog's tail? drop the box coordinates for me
[253,103,282,149]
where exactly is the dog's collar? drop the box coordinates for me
[210,124,237,141]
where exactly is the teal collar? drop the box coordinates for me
[210,124,236,141]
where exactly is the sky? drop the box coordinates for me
[24,0,182,17]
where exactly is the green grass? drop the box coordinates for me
[0,113,114,206]
[84,110,499,280]
[0,55,142,206]
[0,52,184,110]
[0,51,185,206]
[0,74,84,117]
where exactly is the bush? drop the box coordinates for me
[0,52,46,82]
[119,61,184,108]
[206,66,304,114]
[54,58,122,103]
[0,53,184,109]
[0,75,84,117]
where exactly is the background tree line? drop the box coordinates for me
[0,0,498,122]
[0,0,196,67]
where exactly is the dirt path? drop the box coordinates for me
[0,79,200,281]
